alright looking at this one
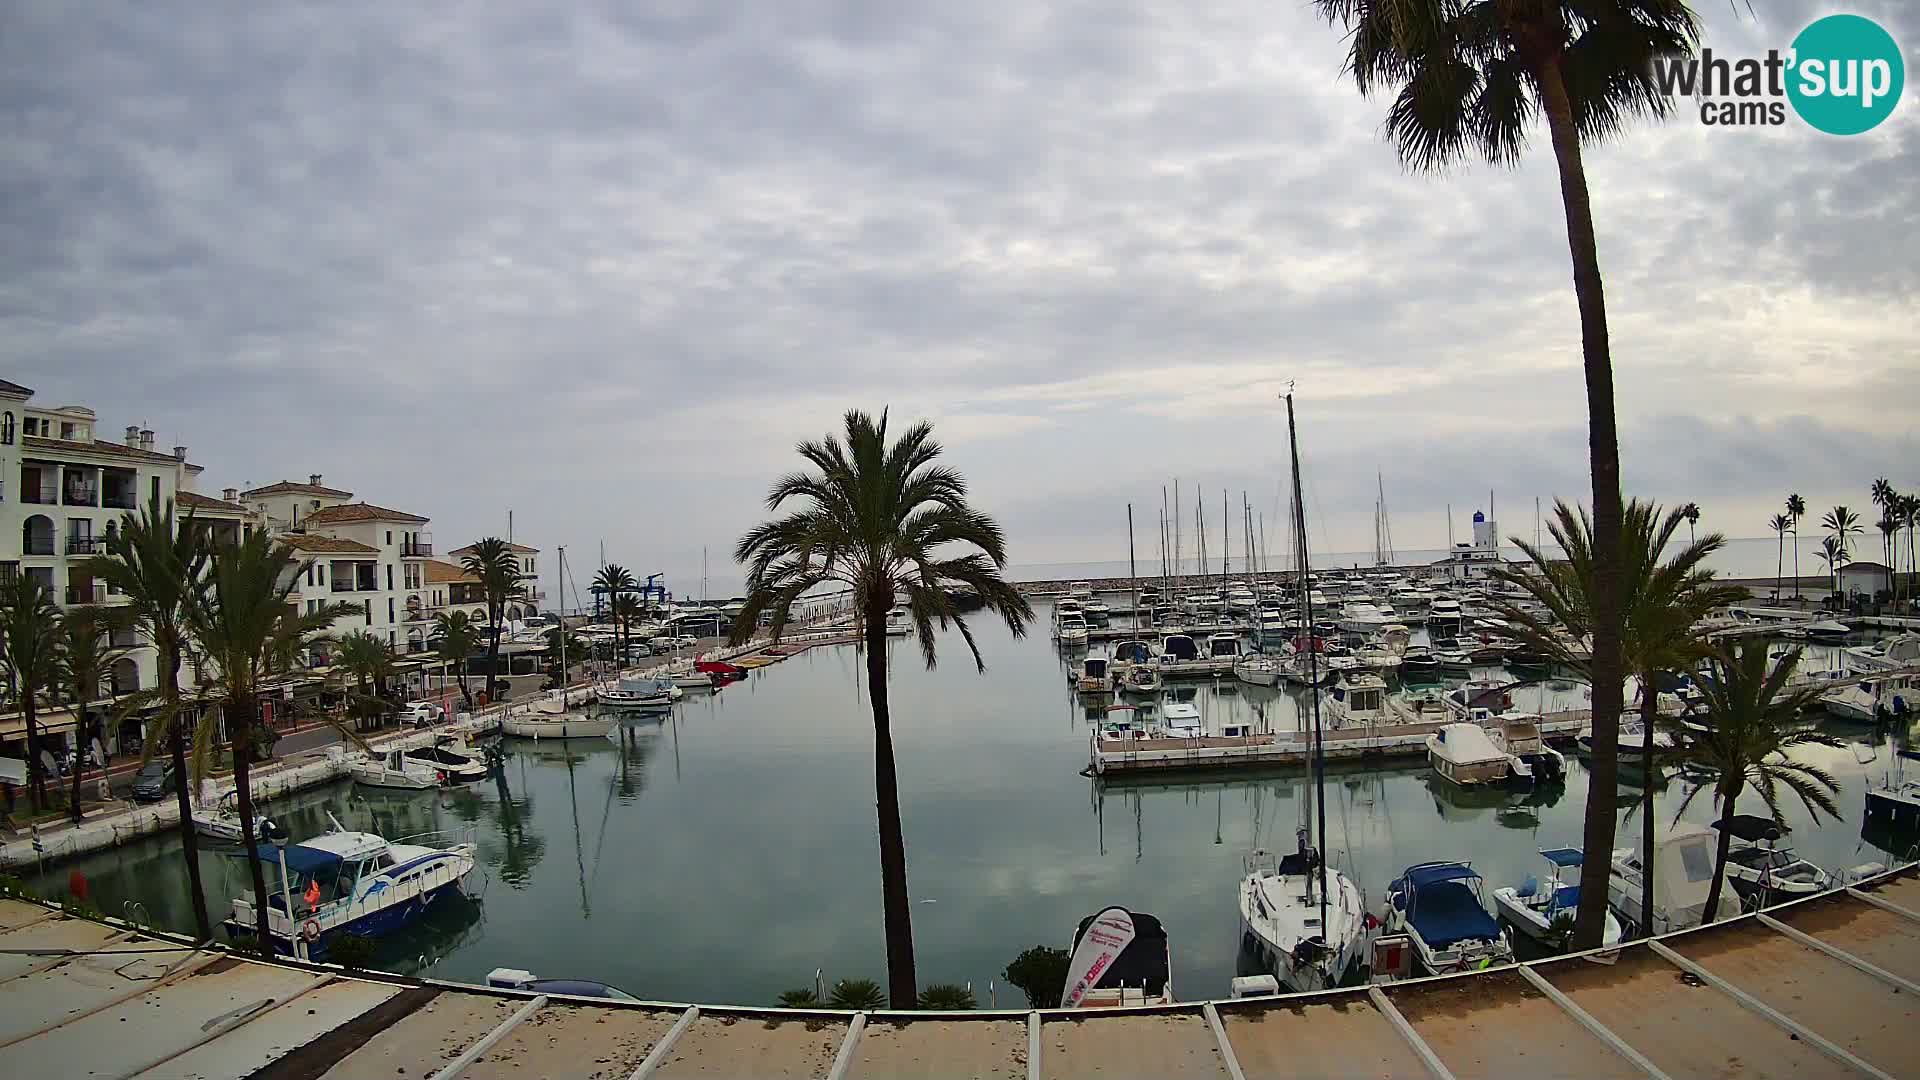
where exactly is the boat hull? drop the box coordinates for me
[501,716,617,740]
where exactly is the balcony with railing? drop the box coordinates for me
[66,582,105,605]
[63,481,98,507]
[402,535,433,557]
[19,467,55,504]
[102,470,138,510]
[65,535,103,556]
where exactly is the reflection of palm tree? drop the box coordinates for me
[481,766,546,888]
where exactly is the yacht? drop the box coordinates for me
[1608,823,1725,935]
[1159,702,1203,737]
[1492,848,1622,948]
[1384,862,1513,975]
[1399,646,1441,681]
[1822,674,1913,722]
[1716,816,1830,904]
[1249,606,1293,649]
[1240,845,1368,992]
[1076,654,1114,695]
[225,813,476,960]
[1485,713,1566,785]
[501,704,616,740]
[404,734,490,783]
[1844,632,1920,675]
[1232,654,1281,688]
[1426,724,1511,787]
[1336,600,1395,634]
[599,675,679,709]
[1055,611,1091,647]
[348,748,447,790]
[1064,908,1174,1008]
[1206,632,1242,659]
[1325,673,1389,729]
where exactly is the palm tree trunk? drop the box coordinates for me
[1775,533,1783,603]
[68,713,87,825]
[864,596,917,1008]
[1792,528,1800,600]
[1637,676,1657,938]
[1536,53,1626,952]
[162,645,213,941]
[1702,785,1739,924]
[230,689,274,955]
[23,697,44,813]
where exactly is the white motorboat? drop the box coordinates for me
[1822,674,1912,722]
[1578,716,1677,761]
[883,606,912,636]
[1055,612,1091,647]
[668,660,715,690]
[1715,815,1830,904]
[1158,702,1203,737]
[1206,632,1242,659]
[1067,581,1094,599]
[348,748,447,790]
[404,735,490,783]
[1486,713,1566,785]
[1803,618,1851,643]
[1844,631,1920,675]
[1866,749,1920,830]
[501,707,616,740]
[1083,599,1111,621]
[1117,662,1162,696]
[225,813,476,959]
[1336,600,1394,634]
[1239,845,1367,992]
[1326,673,1389,729]
[1076,654,1113,695]
[192,790,269,843]
[1384,862,1513,975]
[1443,679,1512,720]
[1492,847,1622,949]
[1607,823,1725,935]
[1427,723,1511,787]
[1064,908,1173,1008]
[1233,654,1280,687]
[599,675,680,709]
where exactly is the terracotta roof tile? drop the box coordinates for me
[449,540,539,555]
[240,480,355,499]
[177,490,251,515]
[298,502,429,525]
[22,435,202,470]
[0,379,32,396]
[424,560,475,584]
[277,534,380,555]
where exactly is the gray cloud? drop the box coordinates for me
[2,0,1915,592]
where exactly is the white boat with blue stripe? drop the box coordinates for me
[225,816,478,960]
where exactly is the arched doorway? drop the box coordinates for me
[22,514,53,556]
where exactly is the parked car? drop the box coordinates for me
[129,760,175,802]
[404,702,445,727]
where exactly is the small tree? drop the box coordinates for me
[1003,945,1070,1009]
[0,576,62,812]
[432,610,479,707]
[461,539,524,701]
[56,607,127,823]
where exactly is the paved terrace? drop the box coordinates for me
[2,864,1917,1078]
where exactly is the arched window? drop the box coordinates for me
[1,411,13,445]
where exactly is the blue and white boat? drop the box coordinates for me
[225,815,478,959]
[1492,847,1623,948]
[1384,862,1514,974]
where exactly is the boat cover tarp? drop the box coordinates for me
[1713,814,1785,843]
[252,843,343,875]
[1113,642,1152,663]
[1405,862,1482,889]
[1410,881,1501,948]
[1540,847,1584,868]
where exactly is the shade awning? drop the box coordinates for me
[1405,862,1482,889]
[1539,847,1584,868]
[253,843,343,876]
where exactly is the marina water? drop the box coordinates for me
[30,618,1913,1005]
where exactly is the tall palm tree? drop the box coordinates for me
[1900,494,1920,605]
[333,631,396,730]
[1870,479,1895,579]
[732,409,1033,1006]
[56,607,126,824]
[1822,506,1862,598]
[1668,642,1841,922]
[87,496,213,938]
[1492,499,1744,939]
[592,564,635,631]
[609,592,643,667]
[431,610,480,706]
[1876,514,1899,599]
[1680,503,1700,545]
[1767,513,1791,603]
[460,539,523,703]
[1309,0,1699,948]
[1786,494,1807,600]
[188,532,359,953]
[1815,536,1844,600]
[0,575,62,812]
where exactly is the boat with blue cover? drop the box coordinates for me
[1491,847,1623,948]
[1384,861,1513,974]
[224,814,478,960]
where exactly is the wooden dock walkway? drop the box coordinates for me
[3,865,1917,1077]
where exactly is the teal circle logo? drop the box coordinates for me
[1787,14,1904,135]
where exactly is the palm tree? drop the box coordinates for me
[1876,514,1899,599]
[1491,500,1744,939]
[1680,503,1700,545]
[1870,478,1895,572]
[592,564,635,635]
[732,409,1033,1006]
[87,496,214,939]
[609,593,644,667]
[188,531,360,953]
[827,978,887,1010]
[1668,642,1841,922]
[56,607,126,824]
[1767,513,1791,603]
[1822,506,1862,599]
[460,539,524,703]
[333,631,397,730]
[1786,494,1807,600]
[0,575,62,812]
[1900,494,1920,605]
[1309,0,1699,948]
[1815,536,1844,600]
[431,610,480,707]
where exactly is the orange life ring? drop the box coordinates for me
[301,919,322,942]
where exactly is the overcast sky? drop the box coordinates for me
[4,1,1915,595]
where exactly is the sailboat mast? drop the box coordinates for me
[1174,480,1182,582]
[1127,503,1138,604]
[1285,392,1329,939]
[557,546,568,678]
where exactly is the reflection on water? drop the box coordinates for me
[26,620,1920,1004]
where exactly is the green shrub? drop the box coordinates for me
[1003,945,1070,1009]
[917,983,976,1010]
[826,977,886,1010]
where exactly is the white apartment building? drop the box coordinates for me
[440,541,544,621]
[245,486,436,659]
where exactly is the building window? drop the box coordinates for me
[363,599,371,624]
[386,530,393,545]
[387,598,395,623]
[386,564,393,590]
[60,421,75,440]
[305,565,313,586]
[0,412,12,444]
[150,476,160,504]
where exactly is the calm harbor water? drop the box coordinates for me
[30,616,1916,1006]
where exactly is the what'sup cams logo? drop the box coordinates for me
[1652,14,1904,134]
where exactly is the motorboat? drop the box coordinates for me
[1715,815,1830,904]
[1579,716,1676,761]
[1443,679,1512,720]
[1083,598,1111,621]
[883,606,912,636]
[1157,634,1200,663]
[348,748,447,790]
[486,967,638,1001]
[225,813,476,960]
[1225,586,1258,612]
[192,790,270,844]
[1399,646,1441,682]
[599,675,680,709]
[1427,596,1464,627]
[501,707,616,740]
[1239,845,1368,992]
[1492,847,1622,949]
[1064,908,1173,1008]
[1116,663,1163,696]
[1067,581,1095,599]
[1486,713,1566,785]
[1822,674,1913,722]
[1056,612,1091,647]
[1844,631,1920,675]
[1607,823,1724,935]
[1249,606,1293,648]
[1076,654,1113,695]
[1426,724,1511,787]
[668,659,715,689]
[1158,702,1203,737]
[1802,618,1851,643]
[404,734,490,783]
[1233,654,1280,688]
[1206,632,1242,659]
[1325,673,1389,729]
[1336,600,1394,634]
[1384,862,1513,975]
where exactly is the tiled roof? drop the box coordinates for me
[277,534,379,555]
[423,560,475,584]
[450,540,539,555]
[0,379,32,397]
[299,502,429,525]
[240,480,355,499]
[177,490,251,515]
[21,435,203,470]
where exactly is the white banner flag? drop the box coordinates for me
[1061,906,1137,1008]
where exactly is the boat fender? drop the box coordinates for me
[302,919,322,942]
